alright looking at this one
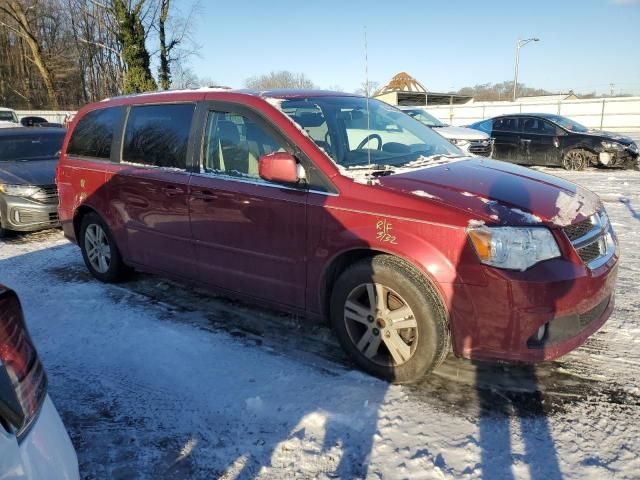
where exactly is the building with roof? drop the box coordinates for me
[373,72,473,106]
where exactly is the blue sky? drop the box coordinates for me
[186,0,640,95]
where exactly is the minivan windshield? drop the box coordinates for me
[279,96,462,169]
[548,115,590,133]
[0,132,65,162]
[403,109,446,128]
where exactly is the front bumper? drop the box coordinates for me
[1,395,79,479]
[448,253,619,363]
[0,194,59,232]
[457,138,494,157]
[598,147,638,169]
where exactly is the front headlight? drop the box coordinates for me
[449,138,470,147]
[601,141,625,151]
[0,184,41,198]
[467,226,561,271]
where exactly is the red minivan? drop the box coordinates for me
[56,89,619,383]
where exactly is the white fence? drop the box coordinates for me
[16,96,640,134]
[15,110,75,124]
[425,97,640,132]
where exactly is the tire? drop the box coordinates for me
[79,212,129,282]
[562,149,587,171]
[330,255,450,384]
[0,213,12,239]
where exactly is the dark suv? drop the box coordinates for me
[470,113,638,170]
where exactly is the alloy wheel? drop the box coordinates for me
[563,150,586,170]
[343,283,418,366]
[84,224,111,274]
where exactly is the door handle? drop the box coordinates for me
[191,190,217,201]
[162,185,184,197]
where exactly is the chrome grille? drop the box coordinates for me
[30,185,58,204]
[468,139,493,157]
[576,240,602,264]
[563,211,616,269]
[563,217,594,242]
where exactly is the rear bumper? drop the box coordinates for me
[448,254,619,363]
[0,195,59,232]
[11,395,79,479]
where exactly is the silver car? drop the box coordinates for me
[400,107,494,157]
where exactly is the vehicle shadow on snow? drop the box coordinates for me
[619,198,640,221]
[2,234,387,479]
[439,173,566,480]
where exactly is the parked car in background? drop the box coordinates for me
[58,90,618,384]
[0,107,20,128]
[400,107,494,157]
[469,113,639,170]
[0,285,79,479]
[0,128,65,237]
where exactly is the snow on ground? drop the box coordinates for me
[1,167,640,479]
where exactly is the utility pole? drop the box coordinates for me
[610,83,615,97]
[512,37,540,102]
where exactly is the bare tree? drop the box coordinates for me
[245,71,316,90]
[353,80,379,97]
[0,0,59,107]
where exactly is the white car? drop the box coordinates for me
[0,108,20,129]
[400,107,494,157]
[0,285,79,479]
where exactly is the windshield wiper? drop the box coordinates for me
[401,153,466,169]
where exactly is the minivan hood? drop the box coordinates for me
[433,126,489,141]
[379,158,601,227]
[0,158,58,186]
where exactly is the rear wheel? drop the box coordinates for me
[79,212,129,282]
[330,255,449,384]
[562,149,587,170]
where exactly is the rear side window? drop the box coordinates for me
[123,103,195,169]
[67,107,122,159]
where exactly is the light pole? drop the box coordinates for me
[512,37,540,102]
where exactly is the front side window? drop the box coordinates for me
[123,103,195,169]
[494,117,520,132]
[67,107,122,159]
[522,118,557,134]
[202,111,285,179]
[279,97,461,169]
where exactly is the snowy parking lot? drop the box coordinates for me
[1,166,639,479]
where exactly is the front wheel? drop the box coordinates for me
[330,255,450,384]
[562,149,587,170]
[79,212,129,282]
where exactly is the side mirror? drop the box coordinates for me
[258,152,302,184]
